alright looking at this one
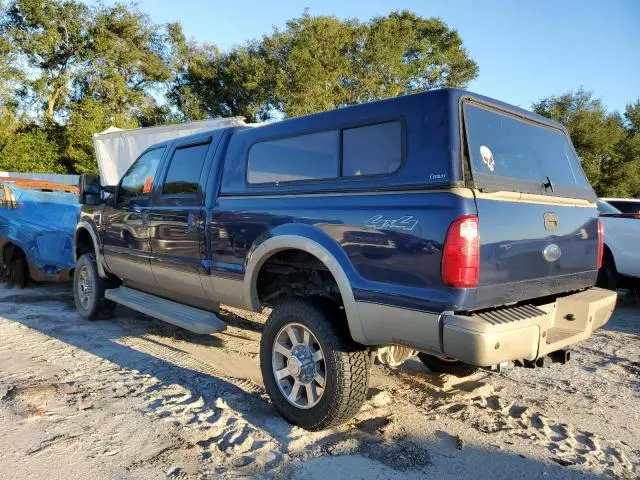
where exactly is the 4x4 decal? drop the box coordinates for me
[364,215,418,232]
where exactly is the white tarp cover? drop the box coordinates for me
[93,118,246,185]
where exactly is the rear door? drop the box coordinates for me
[463,101,599,309]
[148,136,213,300]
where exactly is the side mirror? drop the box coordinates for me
[79,174,102,205]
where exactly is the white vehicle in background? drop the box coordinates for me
[600,197,640,215]
[597,199,640,289]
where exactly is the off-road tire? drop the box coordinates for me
[596,252,618,290]
[73,253,115,320]
[260,298,371,431]
[418,352,479,377]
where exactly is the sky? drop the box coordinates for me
[93,0,639,113]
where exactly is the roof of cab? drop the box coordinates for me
[142,125,251,152]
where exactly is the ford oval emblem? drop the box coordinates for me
[542,244,562,262]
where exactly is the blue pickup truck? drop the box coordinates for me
[74,89,617,430]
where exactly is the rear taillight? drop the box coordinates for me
[441,215,480,288]
[597,219,604,270]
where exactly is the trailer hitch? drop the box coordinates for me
[523,349,571,368]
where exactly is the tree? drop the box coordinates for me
[1,0,177,173]
[262,14,360,118]
[1,0,90,123]
[352,11,478,102]
[171,10,479,121]
[532,90,636,196]
[0,128,63,173]
[618,101,640,196]
[169,23,272,123]
[0,10,21,110]
[79,3,174,122]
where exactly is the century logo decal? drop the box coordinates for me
[364,215,418,232]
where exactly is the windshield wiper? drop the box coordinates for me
[542,176,554,193]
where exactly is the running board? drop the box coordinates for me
[105,286,226,335]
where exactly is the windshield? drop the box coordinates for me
[464,103,593,198]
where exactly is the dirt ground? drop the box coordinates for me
[0,283,638,479]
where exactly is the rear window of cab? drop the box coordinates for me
[464,103,592,198]
[247,121,403,184]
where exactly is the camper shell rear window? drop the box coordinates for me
[463,102,595,200]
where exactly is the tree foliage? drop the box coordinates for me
[171,11,478,121]
[0,0,175,173]
[0,122,63,173]
[533,90,640,197]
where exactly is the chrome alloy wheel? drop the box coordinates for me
[77,264,94,310]
[272,322,326,409]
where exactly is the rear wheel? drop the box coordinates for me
[418,352,479,377]
[74,253,115,319]
[260,299,371,431]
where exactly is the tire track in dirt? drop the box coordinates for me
[381,364,638,478]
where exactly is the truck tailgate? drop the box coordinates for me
[473,193,598,309]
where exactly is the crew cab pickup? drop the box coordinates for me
[74,89,617,431]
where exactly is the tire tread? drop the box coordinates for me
[260,298,370,431]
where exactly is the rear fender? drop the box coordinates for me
[244,224,367,344]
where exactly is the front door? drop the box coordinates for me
[148,138,212,301]
[102,147,165,288]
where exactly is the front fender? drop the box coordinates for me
[244,224,368,345]
[74,220,108,278]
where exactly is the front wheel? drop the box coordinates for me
[73,253,115,320]
[260,299,371,431]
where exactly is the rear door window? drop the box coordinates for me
[162,142,210,195]
[464,103,592,198]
